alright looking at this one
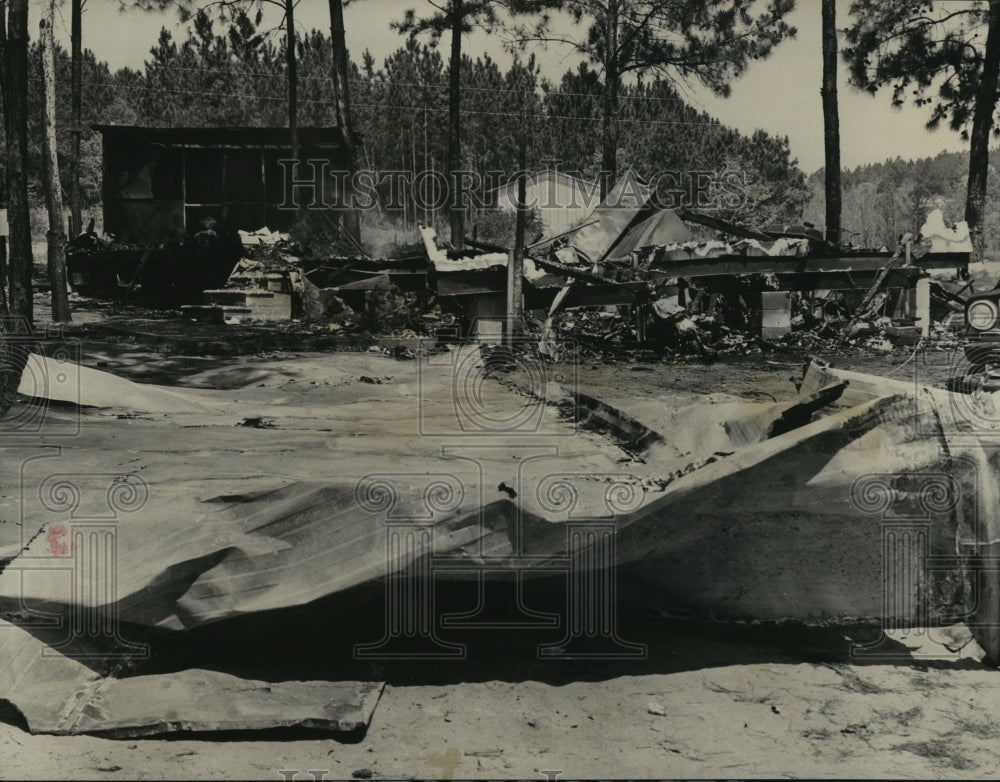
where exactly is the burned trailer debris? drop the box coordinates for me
[65,125,358,304]
[65,225,245,304]
[7,151,1000,743]
[253,199,973,353]
[63,134,974,351]
[2,347,1000,737]
[515,200,974,357]
[181,228,308,323]
[62,205,975,357]
[94,125,357,243]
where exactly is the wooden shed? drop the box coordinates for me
[491,170,600,240]
[95,125,354,243]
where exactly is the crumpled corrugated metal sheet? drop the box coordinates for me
[8,357,996,626]
[3,351,1000,737]
[0,621,384,737]
[604,209,694,262]
[0,350,616,736]
[570,174,655,263]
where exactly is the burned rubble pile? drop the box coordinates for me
[525,202,977,360]
[289,195,974,359]
[66,223,455,336]
[65,221,245,305]
[64,180,978,360]
[293,205,975,360]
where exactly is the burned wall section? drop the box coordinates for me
[95,126,354,244]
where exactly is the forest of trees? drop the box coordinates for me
[802,148,1000,257]
[0,9,808,237]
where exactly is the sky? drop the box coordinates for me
[31,0,974,175]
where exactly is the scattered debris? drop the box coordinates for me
[65,197,972,358]
[237,416,276,429]
[66,229,244,304]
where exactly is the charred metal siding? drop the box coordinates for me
[95,126,353,243]
[493,170,601,239]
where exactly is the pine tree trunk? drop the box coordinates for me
[599,1,620,201]
[600,72,619,202]
[448,0,464,248]
[3,0,33,325]
[329,0,360,243]
[821,0,841,246]
[965,0,1000,264]
[0,0,9,312]
[0,0,32,418]
[69,0,82,238]
[286,0,298,167]
[41,2,71,323]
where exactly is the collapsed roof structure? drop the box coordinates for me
[1,344,999,736]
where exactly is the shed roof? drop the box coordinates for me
[492,169,598,197]
[92,125,359,147]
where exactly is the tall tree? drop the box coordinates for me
[0,0,33,419]
[517,0,796,199]
[127,0,302,164]
[69,0,84,237]
[844,0,1000,262]
[821,0,840,245]
[394,1,500,246]
[447,0,463,247]
[967,4,1000,265]
[283,0,297,163]
[329,0,360,241]
[1,0,33,323]
[0,0,9,313]
[40,0,71,322]
[138,12,283,127]
[392,1,554,245]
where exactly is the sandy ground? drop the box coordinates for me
[1,311,996,780]
[1,663,1000,779]
[5,650,1000,779]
